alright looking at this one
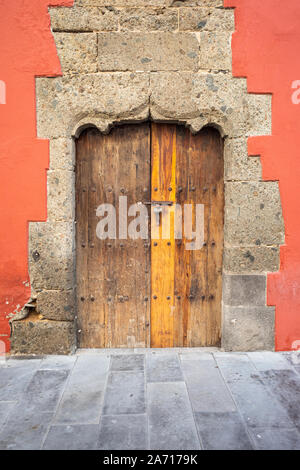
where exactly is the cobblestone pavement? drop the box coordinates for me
[0,349,299,450]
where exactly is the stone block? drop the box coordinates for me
[29,221,74,291]
[49,138,75,171]
[171,0,223,6]
[47,170,74,222]
[179,8,235,32]
[44,425,99,450]
[54,33,97,73]
[150,71,198,119]
[76,0,169,6]
[148,381,200,450]
[119,8,178,31]
[195,412,253,450]
[98,415,148,450]
[199,32,232,71]
[222,305,275,351]
[50,6,119,32]
[103,371,146,415]
[98,32,199,71]
[36,73,150,138]
[110,354,145,371]
[181,355,236,412]
[192,73,249,137]
[146,352,184,382]
[249,428,300,451]
[223,274,266,306]
[214,354,293,426]
[36,290,75,322]
[224,246,280,273]
[55,355,109,424]
[225,182,285,245]
[10,320,75,355]
[0,407,53,450]
[224,137,262,181]
[21,369,70,413]
[246,93,272,136]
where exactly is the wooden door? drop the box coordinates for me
[76,124,151,348]
[76,122,224,348]
[151,123,224,347]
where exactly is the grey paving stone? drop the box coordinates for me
[21,369,70,413]
[0,402,16,429]
[215,353,293,428]
[0,360,41,401]
[103,371,145,415]
[111,354,144,372]
[43,424,99,450]
[283,352,300,374]
[259,369,300,428]
[55,354,109,424]
[250,427,300,450]
[248,351,293,371]
[181,354,236,412]
[0,406,53,450]
[148,382,200,450]
[146,353,183,382]
[195,412,253,450]
[39,355,77,370]
[98,414,147,450]
[3,358,42,368]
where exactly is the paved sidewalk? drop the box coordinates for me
[0,349,299,450]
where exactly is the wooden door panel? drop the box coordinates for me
[76,122,223,349]
[151,123,224,348]
[76,124,151,348]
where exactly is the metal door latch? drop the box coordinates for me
[153,205,162,226]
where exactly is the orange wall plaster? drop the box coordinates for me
[225,0,300,350]
[0,0,73,352]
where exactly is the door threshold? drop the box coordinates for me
[76,347,222,355]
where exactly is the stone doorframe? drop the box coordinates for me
[10,3,285,354]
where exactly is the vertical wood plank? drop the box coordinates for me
[76,124,151,348]
[151,123,176,348]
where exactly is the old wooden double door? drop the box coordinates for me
[76,122,224,348]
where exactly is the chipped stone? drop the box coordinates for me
[50,7,119,32]
[11,320,75,355]
[36,290,75,322]
[54,33,97,73]
[36,73,150,138]
[224,246,280,273]
[179,8,235,32]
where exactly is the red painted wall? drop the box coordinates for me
[0,0,73,352]
[0,0,299,351]
[225,0,300,350]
